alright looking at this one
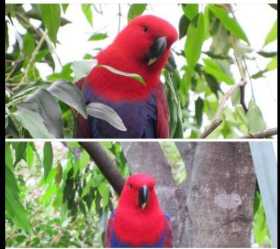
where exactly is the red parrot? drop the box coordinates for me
[75,15,178,138]
[104,173,173,247]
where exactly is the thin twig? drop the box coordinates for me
[117,4,122,32]
[18,31,47,87]
[200,119,223,138]
[200,80,246,138]
[240,128,277,138]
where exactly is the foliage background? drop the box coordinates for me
[5,141,274,247]
[5,4,278,138]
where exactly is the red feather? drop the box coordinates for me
[74,15,178,138]
[154,82,169,138]
[110,174,169,246]
[163,215,173,247]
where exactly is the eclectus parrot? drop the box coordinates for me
[75,15,178,138]
[104,173,173,247]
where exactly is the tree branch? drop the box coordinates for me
[241,128,277,138]
[79,142,125,195]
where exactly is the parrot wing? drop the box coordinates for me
[154,82,170,138]
[163,214,173,247]
[75,78,169,138]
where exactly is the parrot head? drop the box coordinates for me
[119,173,157,210]
[87,15,178,101]
[113,15,178,70]
[113,173,166,246]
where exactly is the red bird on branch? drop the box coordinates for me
[104,173,173,247]
[76,15,178,138]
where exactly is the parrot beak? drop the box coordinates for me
[146,36,167,66]
[139,185,149,209]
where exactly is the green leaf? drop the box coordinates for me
[264,20,277,46]
[15,88,64,138]
[266,56,277,71]
[257,51,277,58]
[88,33,108,41]
[182,4,199,20]
[253,192,270,245]
[246,100,266,134]
[203,58,234,84]
[251,70,267,79]
[14,142,27,166]
[5,143,13,169]
[179,15,190,39]
[43,142,53,179]
[14,102,55,138]
[38,4,61,44]
[98,182,110,207]
[204,72,221,97]
[47,80,88,118]
[47,63,73,81]
[127,4,146,21]
[62,4,69,13]
[5,166,32,233]
[184,14,205,69]
[23,33,35,57]
[81,4,93,26]
[27,88,63,137]
[86,102,127,132]
[25,143,34,167]
[209,5,249,43]
[195,97,204,126]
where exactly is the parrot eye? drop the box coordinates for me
[143,25,149,32]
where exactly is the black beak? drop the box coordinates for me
[146,36,167,66]
[139,185,149,209]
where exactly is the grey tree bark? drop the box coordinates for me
[121,142,256,247]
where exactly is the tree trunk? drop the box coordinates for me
[121,142,256,247]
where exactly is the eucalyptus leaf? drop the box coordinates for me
[246,100,266,134]
[81,4,93,26]
[184,14,205,69]
[87,102,127,132]
[26,88,64,137]
[209,5,249,43]
[203,58,234,84]
[5,143,13,169]
[88,33,108,41]
[266,56,277,71]
[15,88,64,138]
[23,33,35,57]
[264,20,277,46]
[38,4,61,44]
[182,4,199,20]
[47,80,87,118]
[43,142,53,179]
[179,15,190,39]
[14,102,55,138]
[127,4,146,21]
[195,97,204,126]
[5,166,32,233]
